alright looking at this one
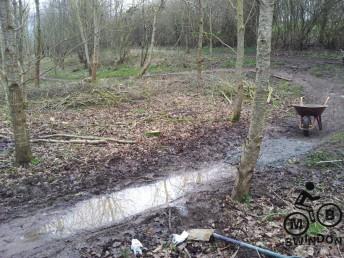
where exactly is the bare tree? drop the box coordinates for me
[17,0,24,67]
[208,3,213,56]
[34,0,42,87]
[91,0,100,82]
[72,0,91,75]
[138,0,165,78]
[196,0,204,84]
[232,0,275,201]
[0,21,4,72]
[0,0,32,165]
[140,0,149,67]
[231,0,245,122]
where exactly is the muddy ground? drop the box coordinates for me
[0,54,344,258]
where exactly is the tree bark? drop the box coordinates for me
[0,0,32,165]
[140,0,149,67]
[138,0,164,78]
[0,30,6,101]
[184,0,191,54]
[0,19,4,72]
[74,0,91,75]
[17,0,24,69]
[196,0,204,85]
[209,4,213,56]
[232,0,275,201]
[91,0,100,82]
[34,0,41,87]
[231,0,245,122]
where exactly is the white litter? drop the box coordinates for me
[172,230,189,245]
[131,239,144,256]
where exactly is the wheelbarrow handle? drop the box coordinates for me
[299,96,304,106]
[213,233,301,258]
[323,96,330,106]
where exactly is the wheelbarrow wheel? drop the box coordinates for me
[303,129,310,137]
[316,115,323,130]
[302,116,311,137]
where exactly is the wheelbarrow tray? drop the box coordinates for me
[292,104,327,117]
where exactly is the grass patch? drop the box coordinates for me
[305,150,340,168]
[148,64,179,74]
[262,211,288,222]
[31,157,41,166]
[223,56,256,68]
[241,193,253,205]
[98,66,139,78]
[307,222,327,236]
[304,133,344,168]
[309,64,332,78]
[120,248,131,258]
[133,108,146,114]
[245,47,256,55]
[47,69,87,80]
[271,81,303,108]
[301,50,340,60]
[309,63,343,79]
[202,47,256,56]
[330,131,344,143]
[272,60,287,68]
[310,65,324,78]
[97,63,180,79]
[202,47,230,55]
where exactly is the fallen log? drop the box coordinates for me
[31,139,107,144]
[272,74,292,81]
[34,133,136,144]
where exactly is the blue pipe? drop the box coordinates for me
[213,233,301,258]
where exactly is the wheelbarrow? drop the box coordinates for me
[292,97,329,136]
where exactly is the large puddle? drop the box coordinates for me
[0,162,236,257]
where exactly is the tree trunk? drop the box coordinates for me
[209,4,213,56]
[196,0,204,85]
[16,0,24,68]
[231,0,275,201]
[0,31,6,101]
[231,0,245,122]
[0,0,32,165]
[74,0,91,75]
[12,0,24,87]
[0,19,4,72]
[138,0,164,78]
[140,0,149,67]
[184,0,191,54]
[91,0,100,82]
[34,0,41,87]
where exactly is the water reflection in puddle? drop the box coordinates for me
[40,163,236,237]
[0,163,235,257]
